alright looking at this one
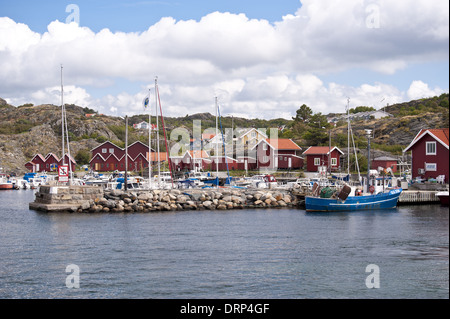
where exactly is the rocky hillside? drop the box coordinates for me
[0,94,448,175]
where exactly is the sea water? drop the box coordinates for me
[0,190,448,299]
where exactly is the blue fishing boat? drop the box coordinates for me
[305,187,402,212]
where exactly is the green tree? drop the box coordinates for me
[75,149,91,165]
[349,106,376,114]
[293,104,313,122]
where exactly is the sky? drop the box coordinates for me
[0,0,448,120]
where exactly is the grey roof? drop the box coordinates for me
[373,156,398,161]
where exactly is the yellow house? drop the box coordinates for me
[237,128,268,147]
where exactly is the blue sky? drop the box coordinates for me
[0,0,448,119]
[1,0,302,33]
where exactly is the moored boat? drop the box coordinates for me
[436,191,449,206]
[305,187,403,212]
[0,180,14,190]
[0,174,14,190]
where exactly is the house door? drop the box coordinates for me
[288,158,292,169]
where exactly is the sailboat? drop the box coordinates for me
[141,77,174,190]
[305,100,402,212]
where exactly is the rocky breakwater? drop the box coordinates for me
[29,185,104,212]
[86,188,300,213]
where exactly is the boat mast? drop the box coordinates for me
[60,65,73,184]
[155,77,161,188]
[347,98,350,177]
[156,80,174,188]
[61,65,65,167]
[365,129,373,192]
[218,102,230,184]
[147,88,152,190]
[215,97,219,188]
[125,115,128,191]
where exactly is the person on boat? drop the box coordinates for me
[356,189,363,196]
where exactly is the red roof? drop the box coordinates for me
[416,129,448,145]
[266,139,302,150]
[188,150,209,158]
[302,146,344,155]
[404,128,449,152]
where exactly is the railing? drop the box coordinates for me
[399,191,439,203]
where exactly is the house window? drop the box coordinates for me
[279,156,283,160]
[109,148,114,154]
[314,158,321,166]
[331,158,337,166]
[263,143,268,150]
[251,131,256,138]
[426,142,436,155]
[263,156,269,163]
[102,148,107,153]
[284,157,287,161]
[425,163,437,171]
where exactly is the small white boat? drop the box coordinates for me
[11,178,30,189]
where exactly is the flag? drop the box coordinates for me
[143,95,150,110]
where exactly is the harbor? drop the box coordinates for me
[26,179,448,213]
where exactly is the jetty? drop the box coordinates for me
[29,185,301,213]
[398,190,441,205]
[29,183,448,213]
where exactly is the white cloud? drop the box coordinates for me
[407,81,445,100]
[0,0,448,119]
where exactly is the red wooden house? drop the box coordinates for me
[91,141,125,160]
[90,141,155,172]
[58,154,76,173]
[252,139,303,170]
[403,128,449,183]
[371,156,398,173]
[210,156,239,171]
[44,153,60,172]
[170,150,210,172]
[236,156,258,171]
[25,154,46,173]
[302,146,344,172]
[25,153,76,173]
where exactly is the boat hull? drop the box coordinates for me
[305,188,402,212]
[436,192,449,206]
[0,183,14,190]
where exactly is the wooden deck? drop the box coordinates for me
[398,190,440,204]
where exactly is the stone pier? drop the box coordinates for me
[29,185,104,212]
[29,186,303,213]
